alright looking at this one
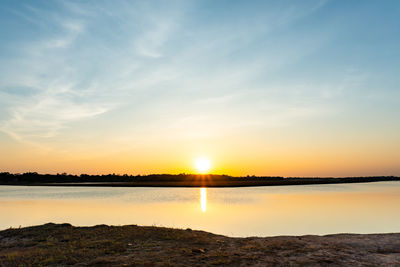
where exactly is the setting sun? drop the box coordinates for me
[195,158,211,173]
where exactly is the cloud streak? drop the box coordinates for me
[0,0,395,150]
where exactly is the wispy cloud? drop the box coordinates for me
[0,0,371,147]
[0,4,106,141]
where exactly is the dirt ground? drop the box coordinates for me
[0,223,399,266]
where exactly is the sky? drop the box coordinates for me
[0,0,399,176]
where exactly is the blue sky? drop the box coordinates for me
[0,0,399,175]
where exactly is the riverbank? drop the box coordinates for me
[1,173,399,187]
[1,223,399,266]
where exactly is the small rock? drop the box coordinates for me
[192,248,205,253]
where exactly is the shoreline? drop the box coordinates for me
[1,177,399,188]
[1,223,399,266]
[2,173,399,188]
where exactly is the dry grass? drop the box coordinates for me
[0,223,399,266]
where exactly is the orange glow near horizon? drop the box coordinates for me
[0,133,399,177]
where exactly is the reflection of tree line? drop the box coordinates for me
[0,172,398,185]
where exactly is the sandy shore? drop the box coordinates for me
[0,223,399,266]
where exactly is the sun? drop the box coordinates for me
[195,158,211,174]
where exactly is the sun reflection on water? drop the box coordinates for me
[200,188,207,212]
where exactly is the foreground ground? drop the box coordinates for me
[0,224,399,266]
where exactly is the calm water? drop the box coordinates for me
[0,182,399,237]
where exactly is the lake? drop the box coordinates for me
[1,182,399,237]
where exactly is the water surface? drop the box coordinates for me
[1,182,399,237]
